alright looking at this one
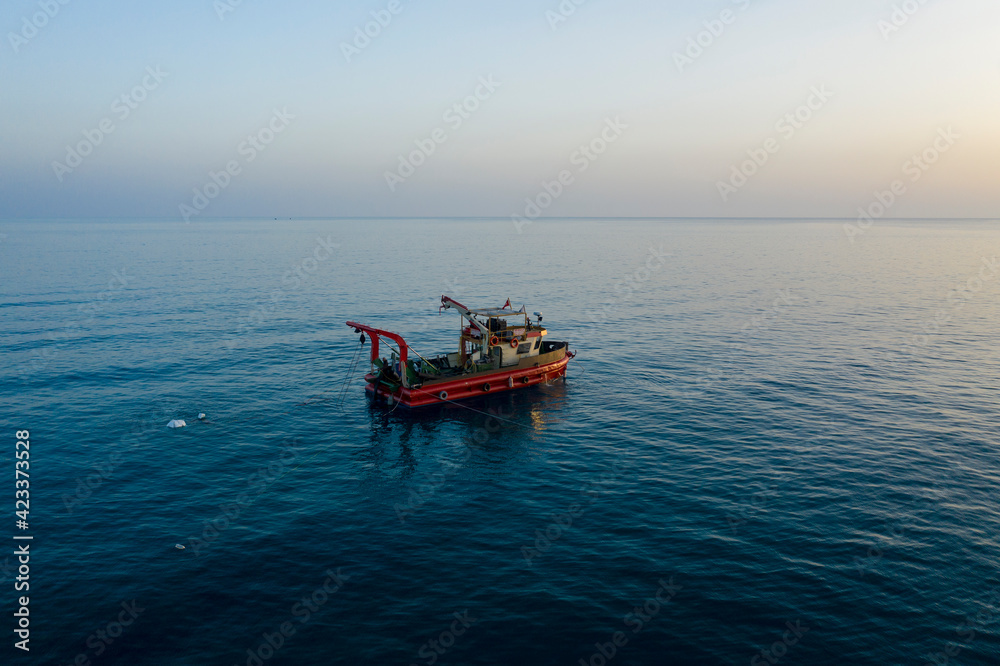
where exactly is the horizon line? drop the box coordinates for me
[3,216,999,223]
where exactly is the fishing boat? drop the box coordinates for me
[345,296,574,408]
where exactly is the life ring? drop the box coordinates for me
[438,391,448,400]
[482,383,491,393]
[489,335,499,347]
[510,338,519,348]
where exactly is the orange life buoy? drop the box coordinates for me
[510,338,519,348]
[490,335,499,346]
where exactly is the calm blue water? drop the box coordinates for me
[2,219,999,665]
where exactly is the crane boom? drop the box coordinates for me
[439,295,491,338]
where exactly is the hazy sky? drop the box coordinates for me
[1,0,997,219]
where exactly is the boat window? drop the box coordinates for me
[533,338,540,350]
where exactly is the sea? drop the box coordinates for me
[1,218,998,665]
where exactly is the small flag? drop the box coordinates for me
[502,298,512,309]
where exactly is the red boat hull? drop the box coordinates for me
[365,354,571,408]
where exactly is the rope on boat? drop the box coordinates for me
[334,336,366,412]
[184,333,556,431]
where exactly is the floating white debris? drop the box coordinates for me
[197,413,206,420]
[166,419,187,429]
[175,544,185,550]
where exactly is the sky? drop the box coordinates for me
[0,0,997,219]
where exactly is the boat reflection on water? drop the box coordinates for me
[353,377,572,490]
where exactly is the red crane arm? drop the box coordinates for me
[345,321,409,387]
